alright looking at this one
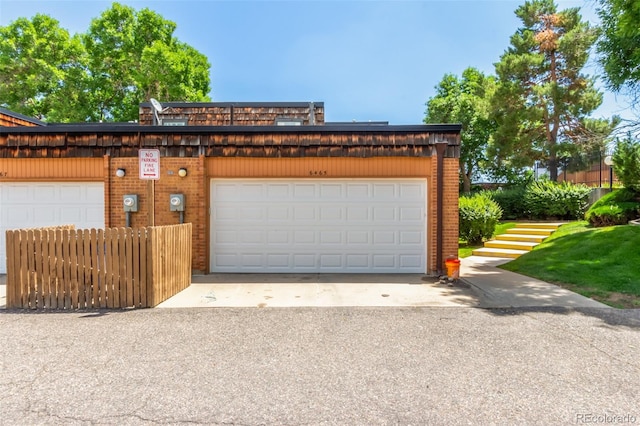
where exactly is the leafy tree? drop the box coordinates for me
[491,0,602,181]
[424,68,496,193]
[0,3,211,122]
[83,3,211,122]
[612,135,640,193]
[596,0,640,107]
[0,14,87,121]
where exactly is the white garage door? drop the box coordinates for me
[210,179,427,273]
[0,182,105,274]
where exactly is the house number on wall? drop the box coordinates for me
[0,171,7,178]
[309,170,328,176]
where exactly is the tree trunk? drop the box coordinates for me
[549,151,558,181]
[460,163,472,194]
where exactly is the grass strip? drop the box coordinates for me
[500,221,640,308]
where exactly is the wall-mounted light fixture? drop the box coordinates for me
[116,168,126,178]
[178,168,188,177]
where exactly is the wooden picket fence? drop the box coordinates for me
[5,223,192,310]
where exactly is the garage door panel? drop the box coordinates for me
[347,206,369,221]
[293,205,316,221]
[320,231,342,244]
[400,255,422,268]
[267,230,290,244]
[319,205,342,221]
[400,231,423,244]
[401,183,424,197]
[267,184,289,198]
[267,205,290,221]
[267,254,289,268]
[345,254,369,268]
[374,231,396,244]
[320,184,342,198]
[293,184,316,198]
[210,180,426,273]
[293,254,316,268]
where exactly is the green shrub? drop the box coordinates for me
[487,186,527,220]
[585,188,640,227]
[612,137,640,193]
[523,180,591,220]
[459,193,503,244]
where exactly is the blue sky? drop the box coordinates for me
[0,0,632,124]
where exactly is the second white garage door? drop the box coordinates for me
[210,179,427,273]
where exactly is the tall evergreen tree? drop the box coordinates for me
[491,0,602,181]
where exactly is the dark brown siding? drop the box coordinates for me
[0,130,460,159]
[0,111,43,127]
[139,103,325,126]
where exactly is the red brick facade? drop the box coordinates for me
[0,103,460,275]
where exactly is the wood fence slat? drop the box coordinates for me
[40,230,50,309]
[18,230,26,308]
[62,229,71,309]
[140,227,148,307]
[55,229,64,308]
[125,227,133,307]
[6,231,15,308]
[150,226,158,307]
[33,230,44,309]
[90,229,99,308]
[82,230,91,308]
[132,228,140,307]
[76,229,85,309]
[118,227,126,307]
[48,230,57,309]
[98,229,106,308]
[105,228,114,308]
[69,229,78,309]
[26,230,35,309]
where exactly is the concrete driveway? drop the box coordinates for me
[0,256,608,310]
[155,256,607,309]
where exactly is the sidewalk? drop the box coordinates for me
[460,255,608,308]
[0,257,609,309]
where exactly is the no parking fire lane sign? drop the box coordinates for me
[139,149,160,180]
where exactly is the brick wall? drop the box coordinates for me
[106,153,457,275]
[427,155,460,275]
[108,156,207,273]
[442,158,460,264]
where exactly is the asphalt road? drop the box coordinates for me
[1,307,640,425]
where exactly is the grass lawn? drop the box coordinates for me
[500,221,640,309]
[458,222,517,258]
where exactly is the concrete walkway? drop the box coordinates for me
[0,256,609,309]
[460,256,608,308]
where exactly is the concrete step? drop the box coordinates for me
[516,222,564,229]
[471,247,529,258]
[506,227,555,236]
[495,233,546,243]
[484,240,539,251]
